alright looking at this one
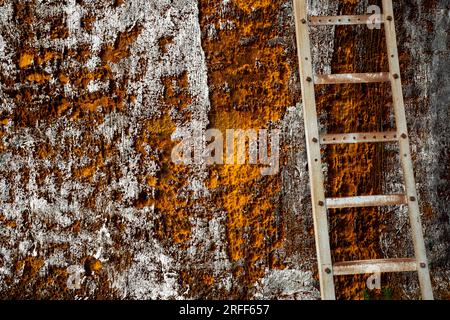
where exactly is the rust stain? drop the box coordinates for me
[84,257,103,275]
[198,0,293,297]
[0,214,17,229]
[135,112,194,244]
[13,1,35,26]
[37,50,60,66]
[17,257,45,284]
[19,52,34,69]
[0,118,10,126]
[81,14,97,32]
[1,0,195,299]
[234,0,272,14]
[161,71,192,113]
[26,73,51,83]
[114,0,125,8]
[100,25,143,64]
[158,36,174,54]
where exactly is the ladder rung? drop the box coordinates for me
[309,15,384,26]
[333,258,418,276]
[321,131,398,144]
[326,195,407,209]
[315,72,390,85]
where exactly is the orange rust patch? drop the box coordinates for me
[78,95,112,112]
[81,14,97,31]
[234,0,271,14]
[35,143,54,160]
[84,257,103,275]
[56,98,70,116]
[58,74,70,85]
[78,165,96,180]
[199,0,292,296]
[146,176,158,187]
[203,275,215,286]
[26,73,51,83]
[422,203,434,219]
[161,71,192,113]
[158,36,174,54]
[17,257,45,283]
[67,93,121,122]
[69,45,92,64]
[100,25,143,64]
[71,68,108,89]
[37,50,60,65]
[76,143,113,182]
[0,214,17,229]
[114,0,125,7]
[50,17,69,39]
[19,52,34,69]
[134,113,195,244]
[14,2,35,25]
[135,113,176,156]
[152,162,193,244]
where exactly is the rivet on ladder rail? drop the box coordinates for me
[301,18,307,24]
[324,267,332,274]
[410,196,416,202]
[312,137,318,143]
[318,201,325,207]
[401,133,408,139]
[387,15,393,21]
[306,76,312,82]
[420,263,427,269]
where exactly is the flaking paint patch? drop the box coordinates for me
[254,268,320,300]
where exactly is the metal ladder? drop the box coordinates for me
[292,0,434,300]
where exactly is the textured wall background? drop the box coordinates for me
[0,0,448,299]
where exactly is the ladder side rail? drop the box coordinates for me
[382,0,434,300]
[293,0,336,300]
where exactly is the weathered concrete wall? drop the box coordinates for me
[390,0,450,299]
[0,0,448,299]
